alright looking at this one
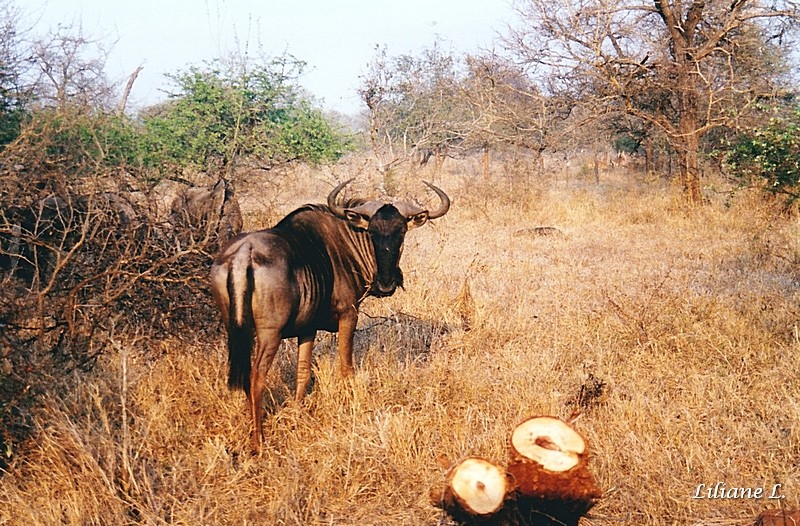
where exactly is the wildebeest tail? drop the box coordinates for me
[226,246,254,394]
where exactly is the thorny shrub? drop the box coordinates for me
[0,117,237,465]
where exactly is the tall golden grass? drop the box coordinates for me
[1,157,798,525]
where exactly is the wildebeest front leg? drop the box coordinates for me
[249,329,280,452]
[337,308,358,377]
[295,333,315,401]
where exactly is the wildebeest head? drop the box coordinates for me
[170,178,243,243]
[327,179,450,297]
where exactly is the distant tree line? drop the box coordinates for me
[2,0,798,205]
[359,0,800,206]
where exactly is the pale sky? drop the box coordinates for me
[26,0,516,115]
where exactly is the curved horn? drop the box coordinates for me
[327,178,354,218]
[422,181,450,219]
[393,200,425,218]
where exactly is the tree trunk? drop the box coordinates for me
[675,124,702,205]
[674,135,703,205]
[117,65,143,115]
[535,149,545,176]
[482,144,490,179]
[651,0,705,205]
[593,155,600,184]
[675,37,703,205]
[680,137,702,205]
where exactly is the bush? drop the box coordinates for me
[0,107,234,464]
[726,105,800,204]
[2,107,147,180]
[142,56,353,176]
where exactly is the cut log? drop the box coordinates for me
[507,416,601,526]
[510,415,586,471]
[431,456,511,524]
[754,508,800,525]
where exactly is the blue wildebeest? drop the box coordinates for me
[209,179,450,450]
[169,178,243,244]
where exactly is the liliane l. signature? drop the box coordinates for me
[692,482,786,500]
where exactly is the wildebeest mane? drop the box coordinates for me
[277,198,369,225]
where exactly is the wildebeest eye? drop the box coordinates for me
[410,212,429,227]
[345,210,369,230]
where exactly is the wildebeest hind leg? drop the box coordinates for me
[249,329,280,452]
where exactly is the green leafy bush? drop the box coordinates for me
[142,57,352,175]
[726,106,800,203]
[3,106,146,184]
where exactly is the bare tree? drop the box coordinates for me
[0,1,23,93]
[461,53,577,176]
[27,23,116,110]
[360,43,593,182]
[506,0,800,204]
[0,0,31,146]
[359,42,465,176]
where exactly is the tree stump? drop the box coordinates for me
[432,416,601,526]
[430,456,514,525]
[754,508,800,525]
[507,416,602,526]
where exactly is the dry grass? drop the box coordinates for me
[1,157,799,525]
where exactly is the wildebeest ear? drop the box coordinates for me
[345,210,370,230]
[408,211,429,229]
